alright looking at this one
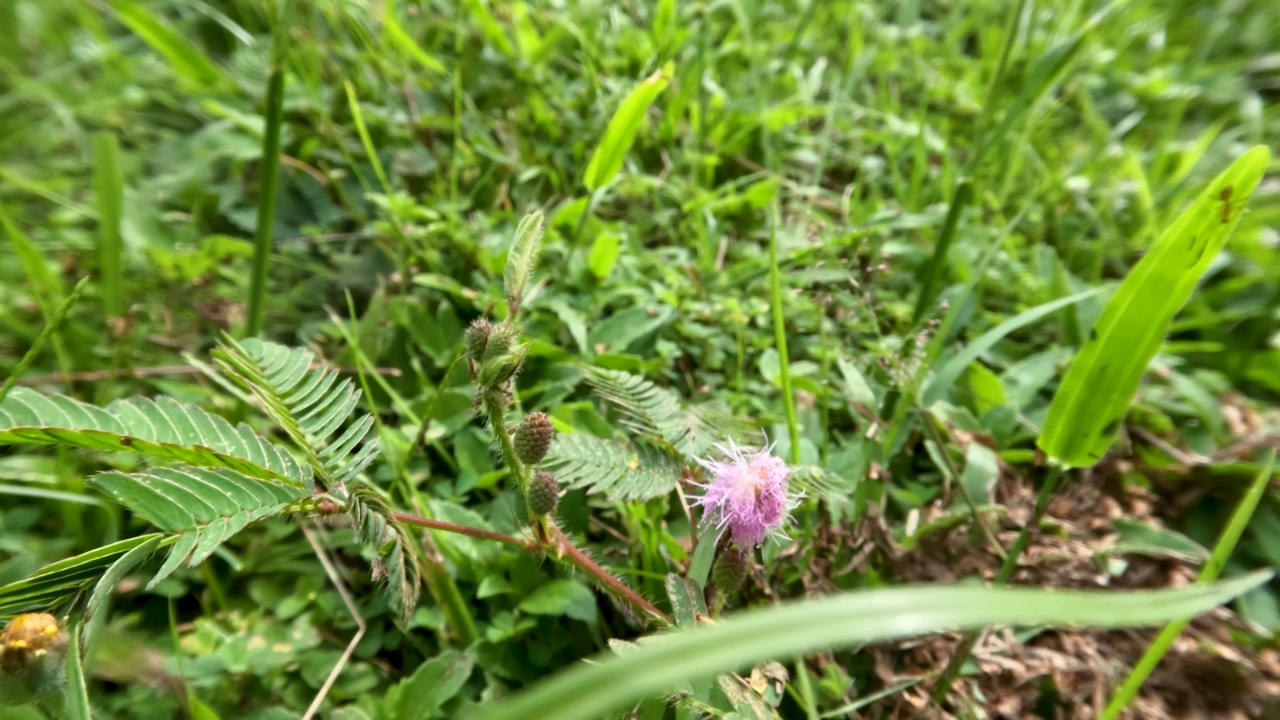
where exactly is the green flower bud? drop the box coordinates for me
[528,471,560,516]
[712,546,749,596]
[514,412,554,465]
[477,346,526,388]
[482,323,519,364]
[464,318,493,364]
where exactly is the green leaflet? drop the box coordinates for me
[1038,146,1270,467]
[503,210,545,312]
[0,387,310,487]
[0,535,166,621]
[474,572,1271,720]
[583,63,674,191]
[90,466,306,587]
[213,337,380,486]
[541,432,683,502]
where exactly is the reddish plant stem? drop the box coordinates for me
[386,508,670,625]
[390,511,538,552]
[547,525,671,625]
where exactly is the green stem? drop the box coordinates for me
[484,391,529,491]
[768,212,801,465]
[1099,452,1275,719]
[92,132,125,320]
[244,66,286,337]
[418,541,479,646]
[930,463,1066,704]
[921,412,1005,561]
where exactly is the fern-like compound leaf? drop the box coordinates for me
[0,534,166,621]
[90,465,307,587]
[347,487,422,624]
[542,432,684,502]
[582,367,754,457]
[0,387,310,487]
[213,337,379,487]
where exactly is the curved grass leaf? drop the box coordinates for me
[0,534,165,621]
[542,432,683,502]
[920,286,1108,407]
[1039,146,1271,467]
[474,572,1271,720]
[90,466,306,587]
[583,63,673,191]
[112,0,225,87]
[0,386,310,487]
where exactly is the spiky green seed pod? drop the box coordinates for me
[712,546,749,596]
[514,412,554,465]
[464,318,493,364]
[528,471,560,516]
[482,323,519,364]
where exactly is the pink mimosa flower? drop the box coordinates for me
[693,440,800,547]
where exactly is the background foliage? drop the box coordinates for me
[2,0,1280,717]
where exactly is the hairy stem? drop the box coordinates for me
[484,390,529,490]
[387,512,669,625]
[548,525,671,625]
[392,511,538,551]
[929,463,1066,705]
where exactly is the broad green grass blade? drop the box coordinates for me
[920,286,1108,407]
[1100,452,1276,719]
[473,573,1270,720]
[112,0,224,87]
[1038,146,1270,467]
[92,133,124,319]
[583,63,673,191]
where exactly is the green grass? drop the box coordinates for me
[1,0,1278,717]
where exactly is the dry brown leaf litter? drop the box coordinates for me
[843,468,1280,719]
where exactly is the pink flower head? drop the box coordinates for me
[693,440,799,548]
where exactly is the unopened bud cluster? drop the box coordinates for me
[466,318,526,397]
